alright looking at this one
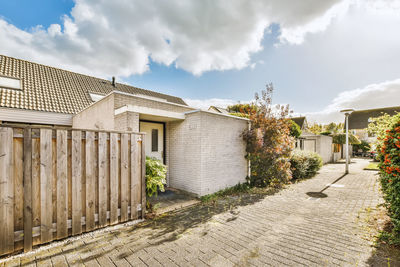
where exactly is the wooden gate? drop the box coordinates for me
[0,126,146,256]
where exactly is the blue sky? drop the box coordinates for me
[1,0,400,122]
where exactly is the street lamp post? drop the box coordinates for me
[340,109,355,174]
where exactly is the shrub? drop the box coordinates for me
[320,131,331,136]
[379,119,400,243]
[242,84,294,187]
[146,157,167,197]
[290,150,323,179]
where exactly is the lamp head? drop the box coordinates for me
[340,108,355,115]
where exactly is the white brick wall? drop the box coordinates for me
[168,114,202,195]
[115,111,139,132]
[168,111,248,196]
[199,112,248,195]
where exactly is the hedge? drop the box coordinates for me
[290,150,323,179]
[379,119,400,243]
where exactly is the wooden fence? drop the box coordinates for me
[0,126,146,256]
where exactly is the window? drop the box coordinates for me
[0,76,21,90]
[151,129,158,152]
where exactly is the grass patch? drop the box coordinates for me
[360,204,400,265]
[365,162,379,171]
[200,183,251,202]
[200,182,286,203]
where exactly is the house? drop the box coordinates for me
[347,106,400,142]
[0,54,249,196]
[296,132,333,164]
[290,116,308,131]
[208,106,230,115]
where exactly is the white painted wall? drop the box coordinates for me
[73,94,115,130]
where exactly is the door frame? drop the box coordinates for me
[139,120,166,164]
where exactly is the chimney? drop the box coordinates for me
[112,76,116,87]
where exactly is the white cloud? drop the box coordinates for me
[306,79,400,123]
[0,0,353,77]
[184,98,243,110]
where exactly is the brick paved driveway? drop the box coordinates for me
[0,159,388,266]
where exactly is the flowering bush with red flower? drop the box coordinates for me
[242,84,295,187]
[379,119,400,241]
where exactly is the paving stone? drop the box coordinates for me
[0,159,384,266]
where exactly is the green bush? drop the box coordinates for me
[319,131,331,136]
[146,157,167,197]
[289,120,302,138]
[378,120,400,244]
[290,150,323,179]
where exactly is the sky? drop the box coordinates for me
[0,0,400,123]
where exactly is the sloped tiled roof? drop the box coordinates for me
[208,106,229,114]
[348,106,400,129]
[0,55,187,114]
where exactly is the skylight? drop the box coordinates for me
[0,76,21,90]
[89,92,105,102]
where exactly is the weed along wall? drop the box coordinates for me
[0,126,146,256]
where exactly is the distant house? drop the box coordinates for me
[347,106,400,142]
[290,116,308,131]
[0,54,249,196]
[208,106,230,115]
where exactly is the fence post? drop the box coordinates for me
[141,134,146,219]
[56,130,68,239]
[72,130,82,235]
[23,128,33,252]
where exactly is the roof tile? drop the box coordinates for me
[0,55,187,114]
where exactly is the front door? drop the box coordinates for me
[139,121,164,162]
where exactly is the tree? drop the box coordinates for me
[325,122,343,134]
[242,84,294,187]
[352,140,371,152]
[332,133,361,145]
[367,112,400,154]
[308,123,323,135]
[288,120,302,138]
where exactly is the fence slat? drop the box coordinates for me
[141,135,146,218]
[85,131,96,231]
[72,131,82,235]
[32,136,40,246]
[0,127,14,255]
[110,133,119,224]
[56,130,68,239]
[131,134,141,220]
[23,128,33,252]
[1,126,146,256]
[120,134,129,222]
[98,132,108,227]
[14,135,23,251]
[40,129,53,243]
